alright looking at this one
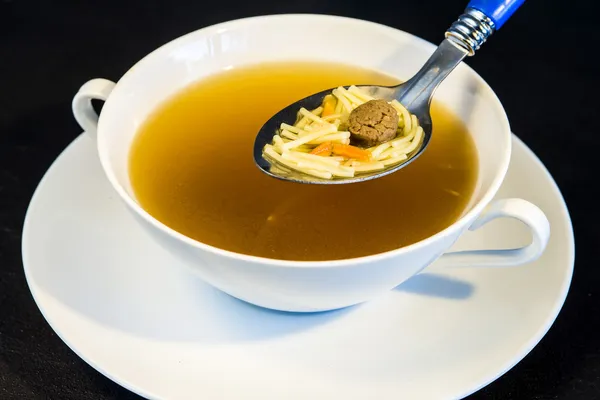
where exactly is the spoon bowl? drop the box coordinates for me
[253,84,433,184]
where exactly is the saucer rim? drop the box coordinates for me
[21,133,575,400]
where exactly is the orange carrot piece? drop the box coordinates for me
[321,95,337,117]
[332,143,371,161]
[310,141,333,157]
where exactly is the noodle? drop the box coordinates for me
[348,85,375,102]
[263,86,423,179]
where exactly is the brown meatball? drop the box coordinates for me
[348,99,399,147]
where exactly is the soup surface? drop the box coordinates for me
[129,62,478,261]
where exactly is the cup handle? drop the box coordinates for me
[439,198,550,268]
[72,78,116,137]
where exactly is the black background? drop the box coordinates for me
[1,0,598,399]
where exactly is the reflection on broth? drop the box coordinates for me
[129,62,478,261]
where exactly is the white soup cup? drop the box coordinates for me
[72,14,550,312]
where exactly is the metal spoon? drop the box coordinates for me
[254,0,524,184]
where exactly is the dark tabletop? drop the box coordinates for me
[1,0,598,399]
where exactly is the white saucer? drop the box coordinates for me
[22,133,574,400]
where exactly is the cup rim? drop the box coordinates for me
[96,13,512,268]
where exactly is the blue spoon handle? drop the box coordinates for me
[467,0,525,29]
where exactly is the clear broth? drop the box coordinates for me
[129,62,478,261]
